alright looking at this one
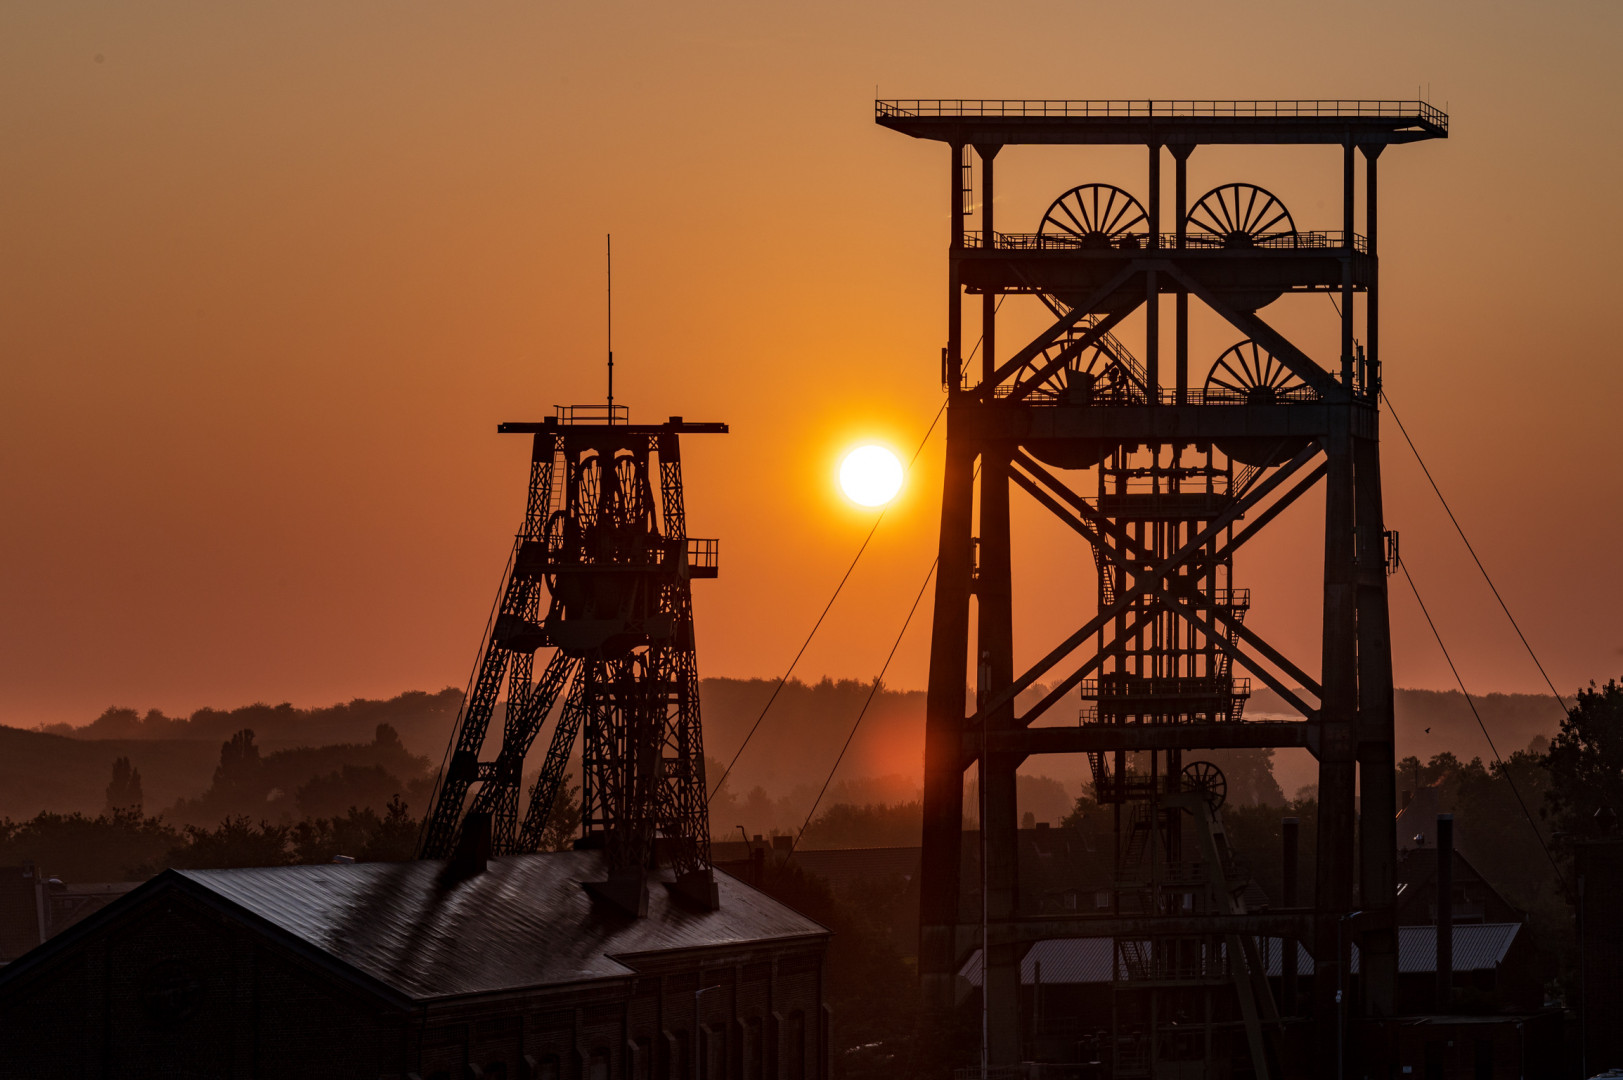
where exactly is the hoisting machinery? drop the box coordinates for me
[418,404,725,915]
[877,99,1446,1077]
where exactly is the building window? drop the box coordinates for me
[630,1038,651,1080]
[665,1031,690,1080]
[1094,890,1112,911]
[786,1012,806,1080]
[743,1018,763,1080]
[590,1049,611,1080]
[700,1027,727,1080]
[535,1056,561,1080]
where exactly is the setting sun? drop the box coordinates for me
[838,445,904,507]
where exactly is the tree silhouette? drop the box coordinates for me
[104,756,144,815]
[535,774,582,852]
[1542,678,1623,843]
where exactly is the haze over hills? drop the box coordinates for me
[0,679,1569,825]
[28,689,463,758]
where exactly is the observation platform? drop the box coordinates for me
[948,400,1377,442]
[876,99,1449,146]
[959,230,1370,310]
[497,410,727,436]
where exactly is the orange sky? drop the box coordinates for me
[2,2,1621,729]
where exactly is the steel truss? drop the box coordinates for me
[419,413,725,913]
[878,100,1446,1077]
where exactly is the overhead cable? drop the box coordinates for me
[704,399,946,804]
[1398,558,1569,893]
[1383,390,1569,713]
[707,299,1003,803]
[788,553,940,859]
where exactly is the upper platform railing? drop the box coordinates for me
[877,98,1448,130]
[964,229,1368,255]
[555,404,630,425]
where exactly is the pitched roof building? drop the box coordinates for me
[0,851,830,1080]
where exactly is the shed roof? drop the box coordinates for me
[959,923,1521,986]
[1,852,826,1005]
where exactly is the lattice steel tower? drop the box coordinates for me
[877,99,1446,1077]
[419,405,725,915]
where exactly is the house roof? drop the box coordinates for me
[785,847,920,892]
[1396,783,1445,851]
[959,923,1522,986]
[0,852,827,1005]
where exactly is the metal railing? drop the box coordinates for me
[555,404,629,425]
[1079,676,1252,700]
[964,229,1368,254]
[1001,382,1322,407]
[877,99,1448,130]
[685,537,719,571]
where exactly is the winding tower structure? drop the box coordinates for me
[877,100,1446,1075]
[419,405,725,915]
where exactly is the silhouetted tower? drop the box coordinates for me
[419,404,725,914]
[878,99,1446,1075]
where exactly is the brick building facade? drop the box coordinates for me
[0,852,829,1080]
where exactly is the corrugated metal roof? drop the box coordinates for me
[1398,923,1519,973]
[960,939,1116,987]
[173,852,825,1002]
[960,923,1521,986]
[1259,923,1520,976]
[1262,939,1326,977]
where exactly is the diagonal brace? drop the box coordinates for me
[982,264,1143,393]
[1165,265,1346,402]
[968,442,1323,729]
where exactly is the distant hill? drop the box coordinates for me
[32,689,463,759]
[3,681,1571,825]
[1248,686,1566,761]
[0,726,222,820]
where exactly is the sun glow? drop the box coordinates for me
[839,445,904,507]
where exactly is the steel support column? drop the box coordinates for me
[919,428,976,1009]
[978,444,1021,1064]
[1364,144,1383,385]
[978,144,1000,385]
[1341,141,1356,384]
[1146,143,1161,394]
[1316,407,1359,1061]
[1356,426,1399,1016]
[948,143,965,388]
[1173,144,1193,403]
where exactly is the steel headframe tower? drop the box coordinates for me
[419,404,726,915]
[877,99,1446,1074]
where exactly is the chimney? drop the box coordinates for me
[439,811,492,889]
[1281,817,1299,1014]
[1436,813,1453,1010]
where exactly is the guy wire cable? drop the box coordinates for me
[1398,556,1568,892]
[1382,389,1569,713]
[705,400,943,804]
[707,298,1005,803]
[787,551,940,860]
[785,458,979,859]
